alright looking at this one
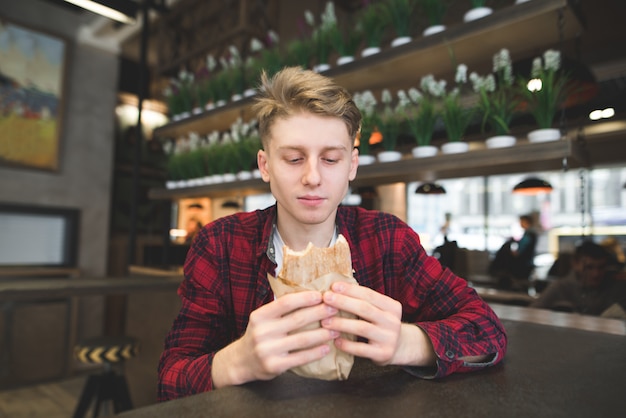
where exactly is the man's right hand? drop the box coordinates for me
[211,290,339,388]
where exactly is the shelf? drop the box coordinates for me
[153,0,583,140]
[148,137,583,201]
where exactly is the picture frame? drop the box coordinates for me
[0,17,69,171]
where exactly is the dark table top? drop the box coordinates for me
[118,318,626,418]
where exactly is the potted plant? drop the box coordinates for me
[327,5,361,65]
[419,0,449,36]
[464,0,494,22]
[441,64,475,153]
[304,5,335,72]
[470,48,520,148]
[377,89,407,162]
[404,74,446,157]
[356,1,390,57]
[353,90,378,165]
[520,49,569,142]
[166,70,194,120]
[384,0,417,47]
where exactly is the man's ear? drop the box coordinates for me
[257,150,270,183]
[348,147,359,181]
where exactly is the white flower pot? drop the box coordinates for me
[166,180,176,189]
[441,142,469,154]
[231,94,243,102]
[463,7,493,22]
[244,88,256,97]
[192,107,203,115]
[390,36,411,47]
[411,145,438,158]
[236,171,252,181]
[528,128,561,143]
[252,169,262,178]
[485,135,517,149]
[212,174,224,183]
[336,56,355,66]
[515,0,531,4]
[223,173,237,182]
[216,100,227,107]
[359,154,377,165]
[313,63,331,73]
[423,25,446,36]
[179,111,191,119]
[205,102,215,111]
[361,46,381,58]
[201,176,214,185]
[377,150,403,162]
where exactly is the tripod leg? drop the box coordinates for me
[72,375,98,418]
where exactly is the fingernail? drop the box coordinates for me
[324,292,335,302]
[333,282,345,292]
[326,305,337,314]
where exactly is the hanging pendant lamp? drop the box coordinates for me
[512,177,553,195]
[415,182,446,195]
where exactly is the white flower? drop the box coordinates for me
[188,132,201,150]
[222,132,233,144]
[543,49,561,72]
[320,1,337,30]
[206,55,217,72]
[470,72,495,93]
[493,48,513,85]
[421,75,446,97]
[408,87,423,103]
[305,10,315,26]
[267,30,279,45]
[354,90,377,115]
[207,131,220,145]
[397,90,411,108]
[382,89,392,105]
[531,57,542,78]
[455,64,468,84]
[250,38,264,52]
[162,140,174,155]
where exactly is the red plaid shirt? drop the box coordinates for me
[158,205,507,401]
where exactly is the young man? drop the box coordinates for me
[158,67,507,401]
[531,240,626,316]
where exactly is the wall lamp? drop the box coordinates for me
[512,177,553,195]
[415,183,446,195]
[63,0,139,24]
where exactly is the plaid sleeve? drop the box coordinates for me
[345,209,507,379]
[398,227,508,378]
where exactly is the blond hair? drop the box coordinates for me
[252,67,361,148]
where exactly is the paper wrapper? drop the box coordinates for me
[267,271,358,380]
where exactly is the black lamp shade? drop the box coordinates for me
[221,200,241,209]
[415,183,446,195]
[513,177,553,195]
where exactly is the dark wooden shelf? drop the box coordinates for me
[147,137,581,200]
[153,0,582,140]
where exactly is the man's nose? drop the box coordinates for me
[302,160,321,185]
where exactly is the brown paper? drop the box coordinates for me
[267,271,358,380]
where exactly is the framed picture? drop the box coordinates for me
[0,17,69,171]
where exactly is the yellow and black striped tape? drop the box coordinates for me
[75,341,139,364]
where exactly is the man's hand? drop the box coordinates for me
[320,282,436,367]
[212,291,339,388]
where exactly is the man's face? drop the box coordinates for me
[257,112,358,229]
[575,256,608,288]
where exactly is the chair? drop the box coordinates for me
[72,336,139,418]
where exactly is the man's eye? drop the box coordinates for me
[324,158,338,164]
